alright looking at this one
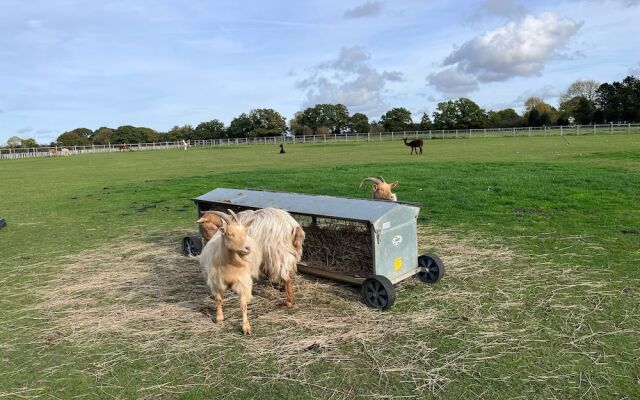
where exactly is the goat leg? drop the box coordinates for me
[283,278,294,308]
[240,295,251,335]
[215,292,224,324]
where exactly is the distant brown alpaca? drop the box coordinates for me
[403,138,423,155]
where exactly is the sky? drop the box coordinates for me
[1,0,639,144]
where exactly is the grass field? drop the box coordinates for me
[1,135,639,399]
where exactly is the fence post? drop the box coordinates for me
[484,128,486,137]
[629,123,631,134]
[610,123,613,134]
[442,130,444,139]
[455,129,458,138]
[560,126,563,136]
[577,125,579,135]
[379,132,382,141]
[544,126,547,136]
[593,124,596,135]
[429,130,432,140]
[367,132,370,142]
[513,127,515,137]
[324,135,326,144]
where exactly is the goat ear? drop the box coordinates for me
[244,219,255,230]
[390,180,398,189]
[219,225,226,234]
[196,217,205,223]
[372,184,378,191]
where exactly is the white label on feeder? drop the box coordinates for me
[382,221,391,230]
[392,235,402,246]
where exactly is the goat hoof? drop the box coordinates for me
[242,325,252,335]
[283,301,294,308]
[216,318,225,325]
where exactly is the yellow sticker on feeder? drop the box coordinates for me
[394,257,403,271]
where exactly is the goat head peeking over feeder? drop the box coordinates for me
[359,176,398,201]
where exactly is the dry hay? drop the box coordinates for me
[299,216,373,276]
[10,226,637,398]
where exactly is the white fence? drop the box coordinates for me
[1,123,639,160]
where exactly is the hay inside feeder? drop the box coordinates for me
[295,215,373,277]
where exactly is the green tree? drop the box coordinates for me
[166,125,195,141]
[227,113,253,138]
[595,76,640,123]
[522,97,558,125]
[487,108,521,128]
[455,98,487,128]
[111,126,159,144]
[194,119,225,139]
[349,113,370,133]
[57,128,92,146]
[433,98,487,129]
[248,108,287,137]
[91,127,113,145]
[380,107,413,131]
[289,112,306,136]
[527,108,541,126]
[300,104,350,134]
[6,136,22,147]
[559,96,596,124]
[432,101,457,129]
[420,113,432,130]
[21,138,38,148]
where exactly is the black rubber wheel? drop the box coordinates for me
[182,236,202,256]
[361,275,396,310]
[417,253,444,283]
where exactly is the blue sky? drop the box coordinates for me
[1,0,638,144]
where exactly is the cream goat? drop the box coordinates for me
[200,210,261,334]
[197,207,305,308]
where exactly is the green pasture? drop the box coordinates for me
[1,135,639,399]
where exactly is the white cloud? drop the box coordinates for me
[428,13,582,96]
[515,85,563,103]
[296,47,402,115]
[344,1,384,19]
[426,67,479,97]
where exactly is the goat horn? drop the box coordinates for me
[359,176,382,187]
[206,211,231,225]
[227,209,240,223]
[377,176,386,183]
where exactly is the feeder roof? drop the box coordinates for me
[193,188,420,223]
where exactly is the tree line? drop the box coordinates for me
[5,75,639,148]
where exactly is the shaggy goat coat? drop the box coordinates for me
[200,233,262,300]
[236,208,305,284]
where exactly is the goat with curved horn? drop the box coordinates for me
[359,176,398,201]
[207,210,232,225]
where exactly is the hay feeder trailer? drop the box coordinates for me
[182,188,444,310]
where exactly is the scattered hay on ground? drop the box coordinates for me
[8,226,636,398]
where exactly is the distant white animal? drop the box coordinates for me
[60,148,71,157]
